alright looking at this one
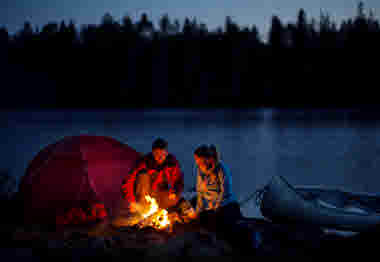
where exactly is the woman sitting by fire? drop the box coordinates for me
[193,144,260,252]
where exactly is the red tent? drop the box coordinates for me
[18,135,141,225]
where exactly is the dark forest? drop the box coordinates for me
[0,2,379,109]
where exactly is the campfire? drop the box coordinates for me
[136,195,175,232]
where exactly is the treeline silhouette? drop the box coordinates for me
[1,2,379,108]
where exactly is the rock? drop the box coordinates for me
[47,239,65,248]
[10,218,361,260]
[145,235,186,257]
[145,231,233,257]
[184,234,230,257]
[0,248,40,261]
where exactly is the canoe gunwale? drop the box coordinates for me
[260,176,380,232]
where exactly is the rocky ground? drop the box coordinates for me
[1,185,378,261]
[2,217,368,261]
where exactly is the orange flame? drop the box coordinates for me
[139,195,171,230]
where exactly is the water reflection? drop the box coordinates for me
[1,108,380,218]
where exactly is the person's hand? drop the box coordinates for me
[170,212,182,223]
[200,180,208,193]
[208,201,215,210]
[169,193,177,201]
[187,209,198,220]
[129,202,137,213]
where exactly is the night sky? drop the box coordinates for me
[1,0,379,38]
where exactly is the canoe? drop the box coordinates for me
[259,175,380,232]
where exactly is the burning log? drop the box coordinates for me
[136,195,176,233]
[138,211,170,231]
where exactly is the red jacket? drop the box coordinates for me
[121,153,184,203]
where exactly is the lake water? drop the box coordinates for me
[2,108,380,218]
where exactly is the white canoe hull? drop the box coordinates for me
[260,175,380,232]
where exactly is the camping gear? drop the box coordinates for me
[18,135,141,225]
[258,175,380,232]
[55,202,108,225]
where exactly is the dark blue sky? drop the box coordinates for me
[1,0,379,38]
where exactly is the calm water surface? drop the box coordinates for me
[2,108,380,218]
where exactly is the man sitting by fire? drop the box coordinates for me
[84,138,194,236]
[113,138,196,228]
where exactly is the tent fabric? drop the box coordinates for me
[18,135,141,225]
